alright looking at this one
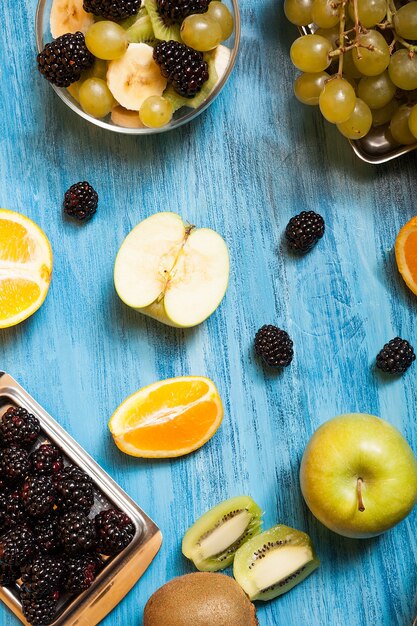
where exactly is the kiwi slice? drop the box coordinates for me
[126,14,155,43]
[182,496,263,572]
[233,525,320,601]
[120,5,148,29]
[145,0,181,42]
[164,49,219,112]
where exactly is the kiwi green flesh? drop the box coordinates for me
[233,525,320,601]
[182,496,263,572]
[126,14,155,43]
[145,0,181,42]
[143,573,258,626]
[119,5,148,28]
[164,50,219,112]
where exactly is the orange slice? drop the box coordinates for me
[109,376,223,458]
[0,209,52,328]
[395,216,417,296]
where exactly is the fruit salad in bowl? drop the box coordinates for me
[35,0,240,133]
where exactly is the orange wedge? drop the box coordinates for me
[395,216,417,296]
[109,376,223,458]
[0,209,52,328]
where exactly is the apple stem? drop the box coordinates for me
[357,478,365,512]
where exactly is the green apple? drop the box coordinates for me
[114,212,230,328]
[300,413,417,538]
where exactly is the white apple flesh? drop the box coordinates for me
[114,212,230,328]
[300,413,417,538]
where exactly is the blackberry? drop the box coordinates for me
[21,476,56,518]
[254,325,294,368]
[0,562,20,586]
[21,556,65,597]
[0,488,27,531]
[63,181,98,221]
[285,211,325,253]
[21,590,59,626]
[83,0,141,19]
[65,554,103,593]
[0,524,35,565]
[95,509,135,555]
[156,0,211,23]
[58,510,96,554]
[37,32,94,88]
[0,446,30,484]
[30,444,64,477]
[55,465,95,514]
[33,514,60,555]
[376,337,416,374]
[0,407,40,448]
[153,41,209,98]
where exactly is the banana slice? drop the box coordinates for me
[107,43,167,111]
[50,0,94,39]
[111,105,146,128]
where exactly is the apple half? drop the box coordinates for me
[114,212,230,328]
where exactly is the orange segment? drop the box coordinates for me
[109,377,223,458]
[0,209,53,328]
[395,216,417,296]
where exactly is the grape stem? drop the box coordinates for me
[352,0,362,59]
[394,34,417,54]
[337,0,347,75]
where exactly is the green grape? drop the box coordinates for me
[294,71,329,105]
[85,21,128,60]
[81,58,108,81]
[393,2,417,41]
[315,26,340,49]
[352,30,390,76]
[290,35,332,72]
[284,0,314,25]
[139,96,173,128]
[337,98,372,139]
[348,0,386,28]
[408,103,417,139]
[371,99,399,126]
[342,49,363,79]
[389,105,416,145]
[79,78,114,119]
[181,14,222,51]
[207,1,234,40]
[343,74,357,91]
[357,71,396,109]
[312,0,340,28]
[388,50,417,90]
[319,77,356,123]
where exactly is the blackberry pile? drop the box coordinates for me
[153,41,209,98]
[37,32,94,88]
[0,405,135,626]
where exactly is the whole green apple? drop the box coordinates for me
[300,413,417,538]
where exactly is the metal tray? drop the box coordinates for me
[0,371,162,626]
[300,25,417,164]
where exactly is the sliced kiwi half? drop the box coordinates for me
[182,496,263,572]
[126,14,155,43]
[145,0,181,42]
[233,525,320,601]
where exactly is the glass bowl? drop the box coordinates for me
[35,0,240,134]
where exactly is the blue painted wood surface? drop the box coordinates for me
[1,1,417,624]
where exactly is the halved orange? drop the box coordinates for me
[0,209,52,328]
[109,376,223,458]
[395,216,417,296]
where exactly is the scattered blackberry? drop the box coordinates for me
[0,446,30,484]
[0,406,40,448]
[21,476,56,518]
[376,337,416,374]
[254,325,294,368]
[0,562,20,586]
[95,509,135,555]
[0,489,27,531]
[33,514,60,554]
[153,41,209,98]
[21,556,65,597]
[37,32,94,88]
[55,465,95,514]
[30,444,64,477]
[83,0,141,19]
[156,0,211,23]
[58,510,96,554]
[285,211,325,253]
[63,181,98,221]
[21,590,59,626]
[65,554,103,593]
[0,524,35,565]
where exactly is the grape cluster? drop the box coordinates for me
[285,0,417,145]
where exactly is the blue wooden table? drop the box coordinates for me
[1,1,417,624]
